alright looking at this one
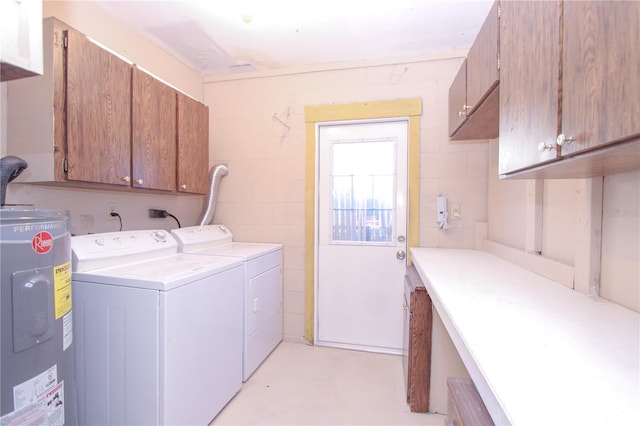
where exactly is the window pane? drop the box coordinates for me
[330,140,395,244]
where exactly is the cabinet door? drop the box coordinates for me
[498,1,560,175]
[132,67,177,191]
[466,1,499,112]
[448,60,467,136]
[66,29,131,185]
[449,2,499,141]
[561,1,640,156]
[177,93,209,195]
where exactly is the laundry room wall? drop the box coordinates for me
[1,0,207,235]
[487,138,640,312]
[201,58,490,343]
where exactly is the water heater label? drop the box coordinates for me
[62,312,73,352]
[31,231,53,254]
[54,262,72,319]
[1,366,65,426]
[12,365,57,411]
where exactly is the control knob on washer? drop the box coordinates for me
[151,230,167,242]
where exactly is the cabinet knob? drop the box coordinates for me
[120,176,131,182]
[457,104,473,117]
[180,184,187,190]
[134,178,144,185]
[556,133,577,146]
[538,142,552,152]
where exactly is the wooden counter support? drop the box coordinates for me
[447,377,494,426]
[403,266,432,412]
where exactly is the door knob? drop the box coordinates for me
[396,250,406,260]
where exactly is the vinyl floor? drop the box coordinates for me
[210,341,445,426]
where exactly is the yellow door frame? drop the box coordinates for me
[304,98,422,343]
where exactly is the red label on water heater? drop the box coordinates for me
[32,231,54,254]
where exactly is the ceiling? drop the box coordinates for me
[92,0,494,76]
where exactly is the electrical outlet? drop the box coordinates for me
[451,205,461,220]
[107,203,118,220]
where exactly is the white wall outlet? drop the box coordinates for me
[451,205,461,220]
[107,203,118,220]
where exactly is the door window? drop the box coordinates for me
[330,140,396,244]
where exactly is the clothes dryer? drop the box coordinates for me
[171,225,283,381]
[71,229,243,425]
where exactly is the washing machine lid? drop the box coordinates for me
[72,253,242,291]
[187,242,282,261]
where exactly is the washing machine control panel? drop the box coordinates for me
[71,230,179,272]
[171,224,234,250]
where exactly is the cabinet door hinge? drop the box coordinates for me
[63,32,68,49]
[62,158,68,173]
[497,4,501,18]
[497,57,501,71]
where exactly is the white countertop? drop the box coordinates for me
[411,248,640,426]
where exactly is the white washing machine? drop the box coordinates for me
[71,229,244,425]
[171,225,283,381]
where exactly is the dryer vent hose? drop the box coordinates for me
[197,164,229,226]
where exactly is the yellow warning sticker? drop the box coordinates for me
[54,262,72,319]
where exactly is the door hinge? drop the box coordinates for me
[62,158,68,173]
[497,57,501,71]
[63,32,68,49]
[497,4,501,18]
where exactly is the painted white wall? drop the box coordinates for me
[600,171,640,311]
[542,179,579,266]
[487,140,639,312]
[487,139,527,250]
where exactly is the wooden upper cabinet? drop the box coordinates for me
[177,93,209,195]
[6,17,212,193]
[561,1,640,156]
[499,0,640,178]
[498,0,560,175]
[132,67,177,191]
[449,1,500,141]
[66,28,131,185]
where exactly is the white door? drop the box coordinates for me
[316,120,408,354]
